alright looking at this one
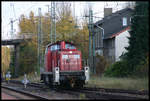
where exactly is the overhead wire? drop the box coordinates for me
[3,2,128,39]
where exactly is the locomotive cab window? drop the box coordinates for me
[65,43,76,49]
[74,55,80,58]
[50,44,60,51]
[62,55,68,59]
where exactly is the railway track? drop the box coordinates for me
[2,85,49,100]
[2,80,149,100]
[82,87,148,95]
[2,80,78,99]
[55,87,148,100]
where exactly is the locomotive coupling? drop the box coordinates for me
[84,66,90,83]
[53,67,60,84]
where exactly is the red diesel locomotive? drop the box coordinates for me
[41,41,89,87]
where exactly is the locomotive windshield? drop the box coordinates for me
[65,43,76,49]
[62,54,80,59]
[49,44,60,51]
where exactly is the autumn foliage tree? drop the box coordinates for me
[2,46,11,77]
[17,3,89,76]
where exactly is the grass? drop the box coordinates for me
[12,72,41,83]
[86,75,149,91]
[79,93,86,99]
[12,72,148,91]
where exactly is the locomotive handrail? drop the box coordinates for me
[41,40,88,87]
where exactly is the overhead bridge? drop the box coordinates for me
[2,39,25,45]
[2,34,33,77]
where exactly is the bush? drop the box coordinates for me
[18,41,37,77]
[95,54,110,76]
[104,60,130,77]
[133,55,149,77]
[104,53,149,78]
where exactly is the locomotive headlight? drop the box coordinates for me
[54,67,59,84]
[56,70,59,73]
[55,68,59,73]
[69,51,72,53]
[56,67,59,72]
[84,66,89,83]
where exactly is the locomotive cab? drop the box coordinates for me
[41,41,89,87]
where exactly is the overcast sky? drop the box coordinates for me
[2,1,130,39]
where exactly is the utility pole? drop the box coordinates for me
[10,19,18,39]
[10,17,19,77]
[73,2,78,36]
[46,5,51,44]
[41,9,44,75]
[88,6,96,74]
[46,5,50,13]
[50,2,56,43]
[88,8,93,74]
[91,10,96,75]
[37,8,42,75]
[10,3,16,39]
[10,18,13,39]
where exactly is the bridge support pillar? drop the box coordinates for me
[14,45,20,78]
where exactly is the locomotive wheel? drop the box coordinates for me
[43,76,48,85]
[74,81,84,88]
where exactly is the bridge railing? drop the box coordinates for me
[2,33,36,40]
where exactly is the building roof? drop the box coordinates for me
[95,8,133,39]
[109,26,130,38]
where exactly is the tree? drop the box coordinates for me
[96,54,110,77]
[18,11,39,76]
[76,22,89,60]
[124,2,149,74]
[18,41,37,75]
[2,46,11,77]
[56,2,76,41]
[17,5,90,76]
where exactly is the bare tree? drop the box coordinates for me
[55,2,72,22]
[82,4,90,24]
[125,2,136,9]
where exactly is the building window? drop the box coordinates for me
[122,17,127,26]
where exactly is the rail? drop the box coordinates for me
[2,85,49,100]
[3,80,149,100]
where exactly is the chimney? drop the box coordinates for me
[104,8,112,17]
